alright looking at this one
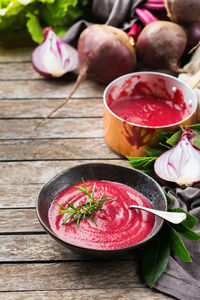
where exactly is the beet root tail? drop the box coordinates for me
[35,65,88,130]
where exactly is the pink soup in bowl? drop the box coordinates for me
[36,163,167,257]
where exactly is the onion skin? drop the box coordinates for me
[78,24,136,84]
[136,21,187,72]
[165,0,200,25]
[154,130,200,186]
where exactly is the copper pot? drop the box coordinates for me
[103,72,197,157]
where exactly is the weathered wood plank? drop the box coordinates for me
[0,139,118,161]
[0,234,134,262]
[0,289,173,299]
[0,160,127,184]
[0,47,33,63]
[0,209,42,233]
[0,261,142,291]
[0,118,103,139]
[0,99,103,118]
[0,184,43,208]
[0,79,105,99]
[0,234,91,262]
[0,62,42,80]
[0,184,41,208]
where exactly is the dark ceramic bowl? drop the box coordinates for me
[36,163,167,257]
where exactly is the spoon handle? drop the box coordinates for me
[130,205,187,224]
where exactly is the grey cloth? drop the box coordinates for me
[63,0,144,45]
[155,185,200,300]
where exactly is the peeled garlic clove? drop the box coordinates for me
[32,27,79,78]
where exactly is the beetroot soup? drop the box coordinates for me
[107,80,190,127]
[48,180,155,250]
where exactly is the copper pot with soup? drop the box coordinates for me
[103,72,197,157]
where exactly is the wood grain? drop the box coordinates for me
[0,234,93,262]
[0,62,42,80]
[0,99,103,118]
[0,79,105,99]
[0,234,134,262]
[0,184,43,208]
[0,289,173,299]
[0,118,103,139]
[0,261,142,291]
[0,208,43,233]
[0,47,33,62]
[0,138,118,161]
[0,160,127,184]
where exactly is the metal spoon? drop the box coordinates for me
[130,205,187,224]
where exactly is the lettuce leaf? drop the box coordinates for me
[0,0,88,42]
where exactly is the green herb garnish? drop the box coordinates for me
[57,178,116,228]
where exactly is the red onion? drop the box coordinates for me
[154,130,200,186]
[32,27,79,78]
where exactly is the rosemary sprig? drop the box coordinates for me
[57,178,116,228]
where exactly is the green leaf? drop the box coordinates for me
[165,192,174,205]
[145,147,164,157]
[169,225,192,262]
[18,0,34,4]
[168,208,198,229]
[26,11,43,44]
[0,0,87,41]
[158,131,175,142]
[41,0,83,27]
[193,129,200,148]
[189,123,200,130]
[158,142,171,149]
[127,156,156,170]
[171,223,200,240]
[141,225,170,288]
[166,130,182,146]
[54,26,67,37]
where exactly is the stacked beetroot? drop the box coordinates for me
[130,0,200,72]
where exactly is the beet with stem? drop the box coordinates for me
[37,24,136,128]
[136,20,187,72]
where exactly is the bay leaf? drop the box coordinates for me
[141,225,170,288]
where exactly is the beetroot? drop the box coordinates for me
[136,21,187,72]
[187,21,200,50]
[165,0,200,25]
[37,24,136,127]
[78,25,136,84]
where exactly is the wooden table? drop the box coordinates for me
[0,45,174,299]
